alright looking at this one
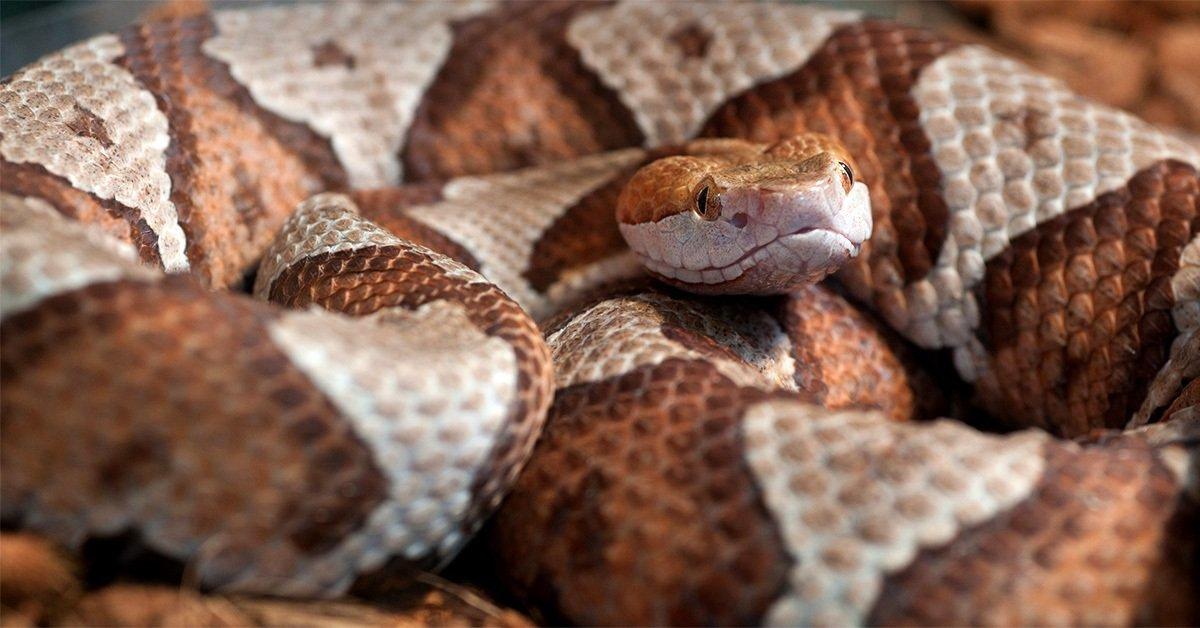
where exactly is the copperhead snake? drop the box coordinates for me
[1,2,1198,626]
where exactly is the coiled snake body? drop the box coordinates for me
[1,2,1197,625]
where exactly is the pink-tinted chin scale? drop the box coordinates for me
[646,228,861,294]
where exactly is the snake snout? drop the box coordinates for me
[675,181,867,293]
[623,178,872,296]
[762,175,872,249]
[718,173,872,257]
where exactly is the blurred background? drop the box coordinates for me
[938,1,1199,135]
[3,0,1198,132]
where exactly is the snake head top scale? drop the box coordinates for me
[616,134,873,294]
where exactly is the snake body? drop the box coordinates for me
[1,2,1198,625]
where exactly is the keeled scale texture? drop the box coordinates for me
[398,1,645,181]
[1,193,553,596]
[1,1,1198,622]
[0,202,392,593]
[975,161,1199,433]
[492,358,788,625]
[778,285,931,423]
[695,20,1198,433]
[116,13,338,287]
[491,288,942,625]
[544,291,798,391]
[252,193,418,299]
[899,46,1196,350]
[0,193,158,317]
[0,35,186,272]
[267,302,519,569]
[2,3,1192,434]
[259,195,555,570]
[568,2,859,146]
[492,287,1197,625]
[400,150,646,320]
[204,2,492,188]
[866,439,1192,625]
[741,400,1047,625]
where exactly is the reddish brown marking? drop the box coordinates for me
[615,285,943,423]
[265,243,552,544]
[780,284,943,422]
[352,183,446,213]
[311,40,356,70]
[0,278,388,580]
[0,160,162,266]
[669,23,712,59]
[387,215,483,273]
[268,245,524,343]
[489,358,790,625]
[117,14,347,287]
[660,323,751,366]
[980,160,1199,434]
[400,1,644,181]
[523,167,641,292]
[349,186,484,272]
[995,104,1056,153]
[700,21,960,295]
[65,104,114,149]
[868,440,1189,625]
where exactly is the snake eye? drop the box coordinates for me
[838,161,854,193]
[694,181,718,221]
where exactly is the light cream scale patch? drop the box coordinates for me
[740,398,1049,626]
[1130,235,1200,427]
[404,149,647,320]
[567,2,859,147]
[1,192,159,319]
[547,292,796,391]
[881,46,1200,383]
[204,2,494,188]
[261,299,518,595]
[0,35,189,273]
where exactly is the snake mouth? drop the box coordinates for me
[637,225,859,286]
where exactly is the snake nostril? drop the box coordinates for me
[731,212,749,228]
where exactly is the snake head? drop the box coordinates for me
[617,135,872,294]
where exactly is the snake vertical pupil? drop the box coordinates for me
[695,185,716,220]
[838,161,854,193]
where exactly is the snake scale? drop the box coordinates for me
[1,2,1198,626]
